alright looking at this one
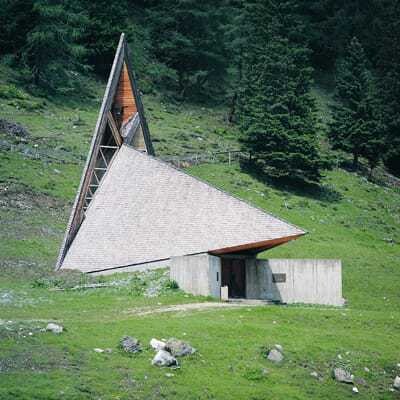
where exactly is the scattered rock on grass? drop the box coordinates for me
[120,336,141,354]
[310,371,319,379]
[354,377,367,386]
[267,349,284,363]
[393,376,400,391]
[46,323,63,334]
[352,386,359,394]
[150,338,166,351]
[0,118,30,138]
[94,348,104,353]
[333,367,353,384]
[165,338,196,357]
[274,344,283,352]
[152,350,178,367]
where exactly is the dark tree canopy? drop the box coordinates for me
[239,0,327,183]
[329,37,385,170]
[0,0,399,176]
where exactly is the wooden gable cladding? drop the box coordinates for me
[113,63,137,127]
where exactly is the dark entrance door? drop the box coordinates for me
[221,259,246,298]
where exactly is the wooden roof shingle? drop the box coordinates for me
[59,145,305,273]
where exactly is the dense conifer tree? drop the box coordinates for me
[240,0,326,183]
[146,0,229,99]
[329,37,385,171]
[21,0,87,90]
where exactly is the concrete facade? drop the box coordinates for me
[170,254,343,306]
[246,259,343,306]
[170,253,221,297]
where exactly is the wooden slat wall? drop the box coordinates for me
[114,63,137,124]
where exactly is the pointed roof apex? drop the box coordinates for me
[55,35,154,270]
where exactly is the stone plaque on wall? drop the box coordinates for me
[272,273,286,283]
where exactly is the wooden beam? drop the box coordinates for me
[107,112,122,146]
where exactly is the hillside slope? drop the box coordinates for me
[1,70,400,399]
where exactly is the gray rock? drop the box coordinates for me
[394,376,400,390]
[310,371,319,379]
[152,350,178,367]
[120,336,141,353]
[46,323,63,334]
[333,367,353,383]
[352,386,359,394]
[267,349,284,363]
[0,119,30,138]
[165,338,196,357]
[93,348,104,353]
[354,377,367,386]
[274,344,283,352]
[150,338,166,351]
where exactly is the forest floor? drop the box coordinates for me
[0,65,400,399]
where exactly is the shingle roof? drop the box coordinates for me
[60,145,305,273]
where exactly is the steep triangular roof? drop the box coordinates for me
[59,145,305,273]
[56,33,154,270]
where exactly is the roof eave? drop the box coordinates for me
[208,233,305,256]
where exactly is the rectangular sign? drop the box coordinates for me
[272,273,286,283]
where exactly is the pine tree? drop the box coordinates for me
[147,0,229,99]
[79,0,129,77]
[22,0,87,91]
[329,37,385,171]
[377,0,400,176]
[240,0,326,183]
[0,0,36,58]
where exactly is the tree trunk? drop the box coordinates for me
[228,92,238,124]
[353,153,359,169]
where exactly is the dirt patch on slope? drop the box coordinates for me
[124,301,270,316]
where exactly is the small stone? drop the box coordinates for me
[397,363,400,368]
[354,377,367,386]
[46,323,63,334]
[165,373,175,378]
[165,338,196,357]
[28,332,33,336]
[333,368,353,384]
[152,350,178,367]
[352,386,359,394]
[267,349,283,363]
[94,348,104,353]
[310,371,319,379]
[120,336,141,354]
[150,338,166,351]
[274,344,283,352]
[261,368,269,376]
[337,354,343,360]
[393,376,400,390]
[364,367,370,373]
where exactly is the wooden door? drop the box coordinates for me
[221,259,246,298]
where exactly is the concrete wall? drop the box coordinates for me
[246,259,343,306]
[170,253,221,297]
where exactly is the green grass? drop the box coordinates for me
[1,64,400,399]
